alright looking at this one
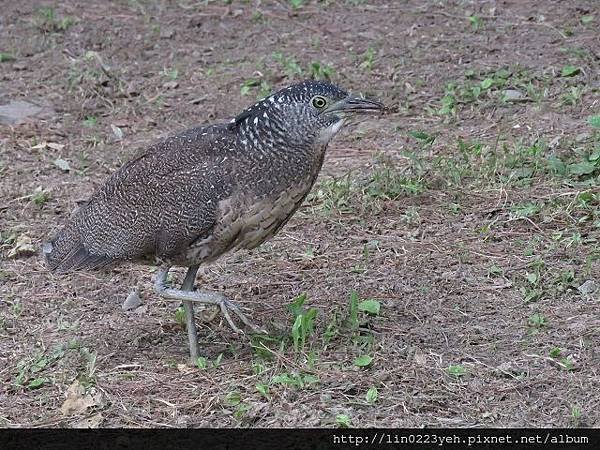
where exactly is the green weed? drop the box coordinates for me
[240,78,272,99]
[196,354,224,370]
[32,188,50,207]
[162,67,179,81]
[527,312,547,329]
[353,354,373,368]
[561,86,583,106]
[561,65,580,77]
[14,344,66,390]
[271,371,319,388]
[335,414,352,428]
[288,293,318,352]
[447,364,467,378]
[0,52,15,62]
[272,52,303,78]
[359,47,376,71]
[468,15,484,31]
[365,386,378,404]
[310,61,335,80]
[35,7,76,33]
[174,306,186,328]
[83,116,98,128]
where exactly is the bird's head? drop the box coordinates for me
[229,80,384,149]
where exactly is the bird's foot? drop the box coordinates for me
[212,295,263,334]
[154,267,263,334]
[183,291,262,334]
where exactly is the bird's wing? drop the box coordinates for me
[46,126,235,271]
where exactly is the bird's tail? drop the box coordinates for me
[43,221,111,272]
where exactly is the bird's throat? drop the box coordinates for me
[316,118,346,145]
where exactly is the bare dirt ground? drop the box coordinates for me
[1,0,599,428]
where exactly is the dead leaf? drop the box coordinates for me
[8,234,36,258]
[176,363,195,374]
[112,119,130,127]
[47,142,65,150]
[60,380,103,416]
[31,142,65,151]
[414,349,428,366]
[110,124,124,141]
[133,305,148,315]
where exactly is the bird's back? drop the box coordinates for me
[45,122,325,272]
[45,125,237,272]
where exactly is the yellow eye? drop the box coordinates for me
[311,95,327,109]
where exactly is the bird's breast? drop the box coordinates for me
[184,178,313,264]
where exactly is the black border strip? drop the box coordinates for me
[0,428,598,450]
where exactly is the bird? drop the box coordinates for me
[44,79,384,362]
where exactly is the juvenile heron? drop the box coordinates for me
[44,80,384,361]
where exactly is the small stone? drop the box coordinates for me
[122,288,142,310]
[0,100,43,125]
[578,280,597,296]
[54,158,71,172]
[160,29,174,39]
[502,89,526,102]
[163,81,179,90]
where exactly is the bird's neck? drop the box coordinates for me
[235,123,327,189]
[237,121,323,165]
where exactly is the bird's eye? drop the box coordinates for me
[311,95,327,109]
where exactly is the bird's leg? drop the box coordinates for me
[154,266,262,336]
[180,265,200,363]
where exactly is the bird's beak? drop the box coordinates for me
[323,96,385,115]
